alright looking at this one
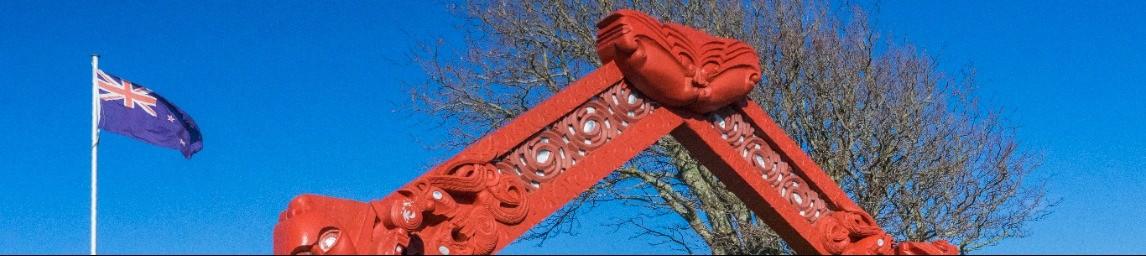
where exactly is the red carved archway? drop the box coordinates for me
[273,10,957,255]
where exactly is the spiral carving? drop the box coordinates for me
[814,210,894,255]
[709,109,830,222]
[511,131,569,187]
[363,82,657,255]
[704,108,959,255]
[275,8,958,255]
[497,82,656,191]
[373,162,533,255]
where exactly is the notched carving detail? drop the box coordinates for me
[894,240,959,255]
[275,9,958,256]
[274,163,532,255]
[812,209,958,255]
[497,83,655,190]
[710,108,830,222]
[274,83,656,255]
[596,9,761,113]
[814,209,895,255]
[375,162,529,255]
[710,108,957,255]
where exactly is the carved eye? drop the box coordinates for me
[318,229,341,252]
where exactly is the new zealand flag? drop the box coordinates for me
[97,70,203,158]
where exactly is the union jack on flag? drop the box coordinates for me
[97,70,159,117]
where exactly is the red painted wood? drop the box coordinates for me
[671,110,827,254]
[596,10,762,113]
[272,9,958,255]
[272,63,628,255]
[737,100,868,214]
[498,106,684,251]
[437,63,624,166]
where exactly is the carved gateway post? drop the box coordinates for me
[273,10,958,255]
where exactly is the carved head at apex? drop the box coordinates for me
[596,9,762,113]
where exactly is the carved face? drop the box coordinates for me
[597,10,762,113]
[273,195,370,255]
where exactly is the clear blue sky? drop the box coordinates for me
[1,0,1143,254]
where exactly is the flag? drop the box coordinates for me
[96,69,203,158]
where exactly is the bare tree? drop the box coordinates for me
[411,0,1052,254]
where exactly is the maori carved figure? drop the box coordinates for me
[382,162,530,255]
[814,209,895,255]
[894,240,960,255]
[812,209,960,255]
[596,10,761,113]
[274,9,959,255]
[273,195,375,255]
[274,81,662,255]
[275,162,532,255]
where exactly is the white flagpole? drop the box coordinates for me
[90,54,100,255]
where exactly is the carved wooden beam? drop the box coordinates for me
[272,10,957,255]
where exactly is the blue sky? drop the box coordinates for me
[1,0,1143,254]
